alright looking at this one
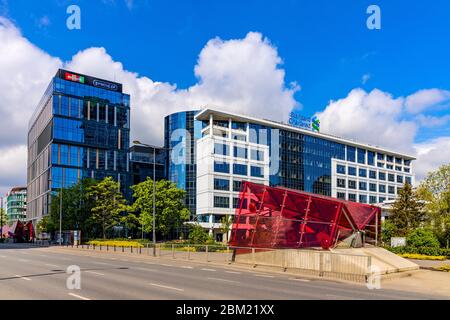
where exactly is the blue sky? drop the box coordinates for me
[5,0,450,119]
[0,0,449,192]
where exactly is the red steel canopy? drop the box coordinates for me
[229,182,380,249]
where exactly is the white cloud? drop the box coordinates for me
[0,145,27,192]
[414,137,450,181]
[0,18,298,194]
[405,88,450,114]
[361,73,371,85]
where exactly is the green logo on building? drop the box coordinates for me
[311,116,320,132]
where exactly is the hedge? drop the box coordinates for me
[87,240,143,248]
[387,246,450,258]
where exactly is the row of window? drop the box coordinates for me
[346,146,411,167]
[336,164,411,184]
[213,196,241,209]
[337,178,398,194]
[214,178,243,192]
[337,192,392,204]
[214,143,264,161]
[214,161,264,178]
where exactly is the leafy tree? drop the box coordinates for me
[389,182,426,236]
[188,223,210,244]
[0,208,8,226]
[406,228,440,248]
[130,179,190,238]
[88,177,127,239]
[48,178,97,239]
[417,164,450,247]
[220,215,233,243]
[381,219,396,244]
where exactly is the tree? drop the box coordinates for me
[417,164,450,247]
[130,179,190,238]
[48,178,97,239]
[389,182,425,236]
[88,177,127,239]
[220,215,233,243]
[381,219,396,244]
[406,228,440,248]
[188,223,210,244]
[0,208,8,227]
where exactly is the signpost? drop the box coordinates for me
[288,111,320,132]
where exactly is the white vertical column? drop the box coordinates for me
[114,107,117,126]
[96,103,99,122]
[105,105,109,123]
[209,114,213,137]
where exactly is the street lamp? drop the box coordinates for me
[133,140,169,257]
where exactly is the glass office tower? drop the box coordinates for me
[6,187,27,222]
[130,145,165,185]
[27,69,131,223]
[164,110,202,217]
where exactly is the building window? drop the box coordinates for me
[404,168,410,173]
[369,195,377,204]
[348,180,356,189]
[386,164,393,170]
[214,196,230,208]
[386,155,394,163]
[348,193,356,202]
[404,160,411,166]
[405,176,412,185]
[348,166,356,176]
[357,148,366,164]
[337,178,346,188]
[347,146,356,162]
[397,175,403,184]
[379,197,386,203]
[369,170,376,179]
[233,163,247,176]
[359,181,367,190]
[337,164,346,174]
[250,149,264,161]
[378,172,386,180]
[214,143,229,156]
[214,178,230,191]
[377,162,384,168]
[359,168,367,177]
[250,166,264,178]
[388,173,395,182]
[369,183,377,192]
[395,157,402,165]
[377,153,385,161]
[368,151,375,166]
[337,192,346,200]
[395,166,402,171]
[233,180,243,192]
[359,195,367,203]
[379,184,386,193]
[233,146,248,159]
[388,186,395,194]
[233,197,241,208]
[232,121,246,131]
[214,161,230,173]
[232,133,246,141]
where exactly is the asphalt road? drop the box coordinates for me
[0,244,446,300]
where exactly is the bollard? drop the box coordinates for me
[139,247,142,254]
[206,245,209,263]
[100,245,102,251]
[187,245,190,260]
[122,246,124,252]
[147,243,149,255]
[114,245,116,252]
[172,244,175,259]
[252,248,256,267]
[93,244,96,250]
[131,246,133,254]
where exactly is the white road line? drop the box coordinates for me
[201,268,216,272]
[149,283,184,292]
[68,293,91,300]
[92,261,108,265]
[135,267,156,272]
[207,277,239,284]
[254,274,274,278]
[84,271,105,276]
[225,271,241,274]
[180,266,193,269]
[289,278,310,282]
[161,264,173,267]
[45,263,60,268]
[15,275,32,281]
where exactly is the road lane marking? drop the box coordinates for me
[201,268,216,272]
[68,293,91,300]
[135,267,156,272]
[254,274,274,278]
[289,278,310,282]
[161,264,173,267]
[180,266,193,269]
[92,261,108,265]
[149,283,184,292]
[207,277,239,284]
[225,271,241,274]
[84,271,105,276]
[45,263,60,268]
[15,275,32,281]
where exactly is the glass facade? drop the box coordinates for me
[164,110,201,216]
[27,69,131,222]
[6,187,27,222]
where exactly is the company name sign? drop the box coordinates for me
[59,69,122,93]
[288,111,320,132]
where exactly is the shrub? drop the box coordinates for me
[87,240,143,248]
[435,265,450,272]
[398,253,447,260]
[386,245,450,257]
[407,229,440,248]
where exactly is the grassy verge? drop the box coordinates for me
[434,265,450,272]
[399,253,448,261]
[86,240,143,248]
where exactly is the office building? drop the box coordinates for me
[130,145,165,185]
[27,69,131,223]
[194,108,415,239]
[6,187,27,222]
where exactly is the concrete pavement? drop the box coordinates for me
[0,244,447,300]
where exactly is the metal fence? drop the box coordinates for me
[57,242,371,283]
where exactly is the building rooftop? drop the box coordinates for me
[195,106,416,160]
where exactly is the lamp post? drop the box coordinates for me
[133,140,169,257]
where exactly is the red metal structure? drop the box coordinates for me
[10,220,35,243]
[229,182,380,249]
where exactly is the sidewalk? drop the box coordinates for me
[406,258,450,269]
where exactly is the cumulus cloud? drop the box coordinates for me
[0,17,298,194]
[405,88,450,114]
[414,137,450,181]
